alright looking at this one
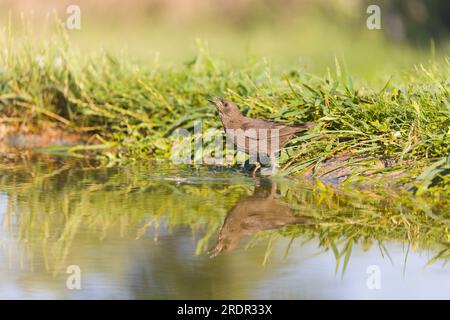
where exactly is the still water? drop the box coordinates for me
[0,159,449,299]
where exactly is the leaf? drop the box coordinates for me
[330,239,340,275]
[341,239,354,278]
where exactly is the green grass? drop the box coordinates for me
[0,24,449,195]
[3,9,441,79]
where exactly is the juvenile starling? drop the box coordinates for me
[209,97,314,175]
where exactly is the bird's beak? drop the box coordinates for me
[208,96,222,109]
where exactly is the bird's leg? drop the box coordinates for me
[252,161,261,177]
[270,153,278,175]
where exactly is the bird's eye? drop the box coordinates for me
[223,102,228,107]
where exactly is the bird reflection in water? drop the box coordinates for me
[210,178,310,257]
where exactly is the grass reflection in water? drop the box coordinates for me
[0,158,449,277]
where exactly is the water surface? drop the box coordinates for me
[0,159,449,299]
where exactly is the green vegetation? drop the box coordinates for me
[1,2,449,298]
[0,24,449,195]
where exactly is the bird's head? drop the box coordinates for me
[209,229,241,258]
[208,97,243,125]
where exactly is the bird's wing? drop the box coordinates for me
[240,118,313,140]
[241,118,280,130]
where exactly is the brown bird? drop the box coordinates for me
[209,178,310,257]
[209,97,315,175]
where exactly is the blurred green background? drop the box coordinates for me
[0,0,449,81]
